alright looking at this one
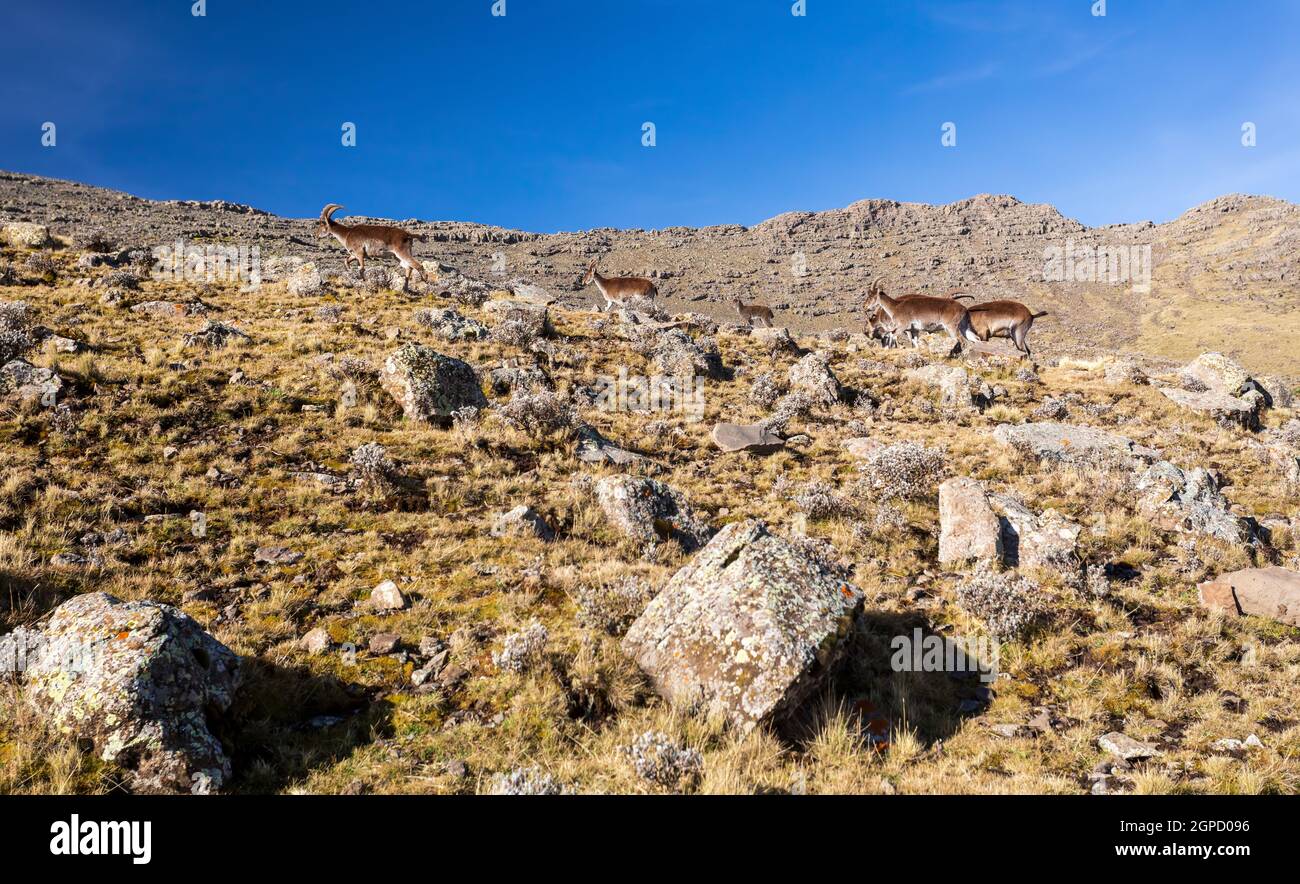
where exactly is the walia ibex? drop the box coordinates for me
[864,278,979,356]
[965,299,1049,358]
[866,289,972,346]
[731,295,775,328]
[583,261,659,312]
[317,204,427,290]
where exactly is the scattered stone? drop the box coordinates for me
[1098,732,1161,762]
[492,621,548,673]
[711,421,786,454]
[993,421,1158,468]
[490,505,555,541]
[907,364,972,409]
[380,344,487,424]
[787,351,842,405]
[938,478,1003,566]
[253,546,303,565]
[751,325,797,351]
[595,475,711,551]
[990,495,1083,575]
[369,633,401,655]
[483,299,551,336]
[1105,359,1148,386]
[15,592,241,794]
[1137,461,1252,544]
[622,519,865,731]
[368,579,408,612]
[0,359,63,405]
[573,424,646,467]
[1158,387,1260,431]
[300,627,332,655]
[1198,566,1300,626]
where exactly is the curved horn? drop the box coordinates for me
[320,204,344,222]
[869,276,885,296]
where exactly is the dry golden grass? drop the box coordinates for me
[0,241,1298,795]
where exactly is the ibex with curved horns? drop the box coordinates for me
[864,277,980,356]
[316,204,428,290]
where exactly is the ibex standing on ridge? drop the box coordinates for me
[732,295,775,328]
[864,278,980,356]
[965,300,1049,359]
[583,261,659,312]
[317,204,427,291]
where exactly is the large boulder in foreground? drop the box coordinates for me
[380,343,487,423]
[1198,567,1300,626]
[12,592,241,794]
[622,520,864,731]
[993,422,1157,468]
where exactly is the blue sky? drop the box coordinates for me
[2,1,1298,231]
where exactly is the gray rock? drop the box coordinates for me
[990,494,1083,575]
[787,351,842,405]
[938,478,1003,566]
[573,424,646,467]
[368,580,408,612]
[993,421,1158,468]
[300,627,332,655]
[1181,352,1252,396]
[490,505,555,541]
[711,422,785,454]
[595,476,711,551]
[380,344,487,424]
[253,546,303,565]
[1158,387,1260,431]
[0,359,63,405]
[1198,566,1300,626]
[907,364,973,409]
[1098,732,1161,762]
[1137,461,1252,543]
[483,299,551,336]
[622,520,864,731]
[15,592,241,794]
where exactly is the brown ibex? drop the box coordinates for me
[317,204,427,290]
[966,300,1049,358]
[864,278,979,356]
[583,261,659,312]
[867,288,972,346]
[731,295,775,328]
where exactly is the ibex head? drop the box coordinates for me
[316,204,344,238]
[581,259,598,285]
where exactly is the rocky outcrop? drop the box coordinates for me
[622,520,864,731]
[380,344,487,423]
[1136,461,1253,544]
[908,365,973,409]
[711,422,785,454]
[11,592,241,794]
[1158,387,1260,431]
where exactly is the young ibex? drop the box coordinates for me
[317,204,427,290]
[731,295,775,328]
[582,261,659,312]
[864,278,979,356]
[965,300,1049,358]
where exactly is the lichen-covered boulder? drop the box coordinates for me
[993,421,1158,468]
[1181,352,1252,396]
[787,351,843,405]
[908,364,973,409]
[622,520,864,731]
[1,359,63,405]
[2,222,50,248]
[380,343,487,423]
[595,475,711,551]
[991,494,1082,575]
[16,592,241,794]
[483,299,551,336]
[1137,460,1252,544]
[1158,387,1260,431]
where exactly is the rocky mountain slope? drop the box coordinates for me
[2,171,1298,375]
[1,175,1298,796]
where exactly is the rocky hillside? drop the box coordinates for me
[2,171,1298,376]
[1,183,1298,796]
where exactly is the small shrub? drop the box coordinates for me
[858,442,947,499]
[621,731,703,790]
